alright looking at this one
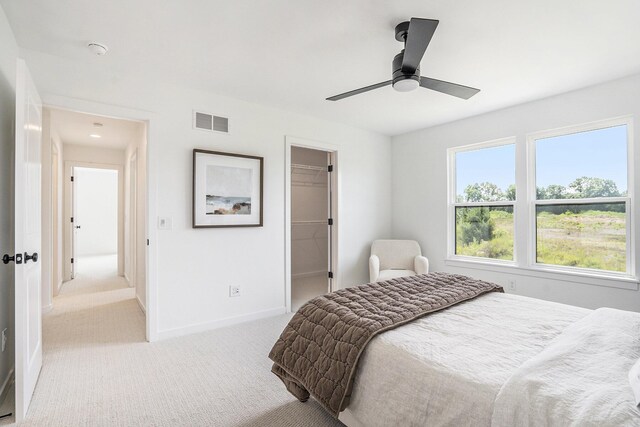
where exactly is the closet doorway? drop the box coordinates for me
[289,144,336,311]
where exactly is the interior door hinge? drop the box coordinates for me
[328,218,333,226]
[328,165,333,173]
[71,258,74,264]
[71,176,74,182]
[147,239,149,246]
[328,271,333,279]
[70,217,74,223]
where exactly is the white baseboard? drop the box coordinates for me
[124,274,134,288]
[156,306,287,341]
[0,368,14,407]
[54,279,63,296]
[135,295,146,314]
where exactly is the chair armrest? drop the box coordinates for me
[414,256,429,275]
[369,255,380,282]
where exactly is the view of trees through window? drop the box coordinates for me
[454,142,516,261]
[454,124,629,273]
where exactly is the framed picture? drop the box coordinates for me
[192,149,263,228]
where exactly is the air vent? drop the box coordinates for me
[193,111,229,133]
[213,115,229,133]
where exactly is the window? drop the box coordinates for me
[451,140,516,261]
[448,117,634,280]
[532,123,630,274]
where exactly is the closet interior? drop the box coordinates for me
[290,146,333,311]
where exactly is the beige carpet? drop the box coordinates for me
[2,255,342,426]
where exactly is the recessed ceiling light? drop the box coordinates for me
[87,42,108,56]
[89,134,101,138]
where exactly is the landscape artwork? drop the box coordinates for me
[193,149,263,228]
[206,165,252,215]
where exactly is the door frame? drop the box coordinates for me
[42,94,158,342]
[63,162,123,279]
[285,136,340,313]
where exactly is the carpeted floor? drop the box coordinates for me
[2,255,342,426]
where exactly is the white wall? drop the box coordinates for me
[51,134,63,296]
[40,110,64,310]
[0,5,17,399]
[392,73,640,312]
[40,108,52,310]
[124,124,147,311]
[20,46,392,339]
[74,168,118,256]
[62,144,126,278]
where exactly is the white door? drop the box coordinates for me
[14,58,43,421]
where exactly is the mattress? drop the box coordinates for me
[339,292,590,427]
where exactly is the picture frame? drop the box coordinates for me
[192,149,263,228]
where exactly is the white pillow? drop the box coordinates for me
[630,358,640,406]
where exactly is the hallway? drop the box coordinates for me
[1,254,145,425]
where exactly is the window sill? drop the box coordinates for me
[444,257,639,291]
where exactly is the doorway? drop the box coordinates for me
[43,107,148,323]
[71,167,119,277]
[289,145,336,311]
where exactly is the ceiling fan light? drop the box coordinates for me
[393,78,419,92]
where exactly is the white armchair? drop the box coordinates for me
[369,239,429,282]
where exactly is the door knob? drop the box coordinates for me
[2,253,22,264]
[24,252,38,263]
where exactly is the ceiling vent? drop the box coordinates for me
[193,111,229,133]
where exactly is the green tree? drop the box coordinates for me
[463,182,504,202]
[568,177,620,198]
[505,184,516,201]
[457,207,495,245]
[537,184,568,200]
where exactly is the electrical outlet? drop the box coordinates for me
[507,279,517,291]
[1,328,6,352]
[229,286,241,297]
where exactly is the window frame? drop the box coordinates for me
[447,137,517,264]
[446,116,636,284]
[526,116,635,278]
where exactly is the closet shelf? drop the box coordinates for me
[292,220,327,225]
[291,163,326,171]
[292,270,328,279]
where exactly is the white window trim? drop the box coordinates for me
[527,115,635,279]
[446,116,637,289]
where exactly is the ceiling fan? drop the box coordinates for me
[327,18,480,101]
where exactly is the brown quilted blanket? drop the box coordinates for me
[269,272,503,417]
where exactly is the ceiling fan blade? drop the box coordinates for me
[326,80,392,101]
[401,18,439,74]
[419,77,480,99]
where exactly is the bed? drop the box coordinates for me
[269,273,640,427]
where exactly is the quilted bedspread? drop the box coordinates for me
[268,272,503,417]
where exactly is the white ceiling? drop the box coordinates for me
[4,0,640,136]
[50,108,141,149]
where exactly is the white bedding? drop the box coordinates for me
[492,307,640,427]
[339,292,590,427]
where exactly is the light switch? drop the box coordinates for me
[158,217,172,230]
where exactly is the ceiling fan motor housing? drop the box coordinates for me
[392,50,420,91]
